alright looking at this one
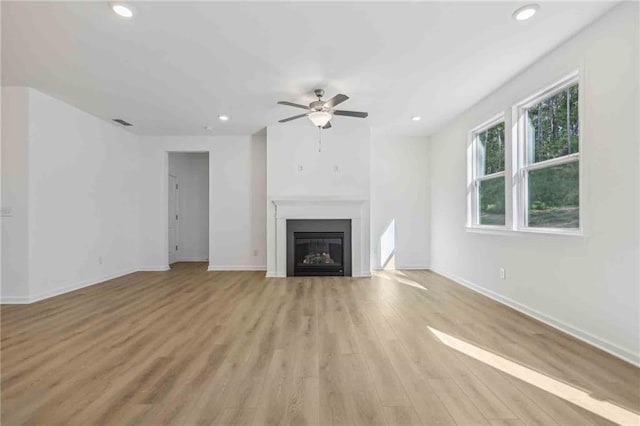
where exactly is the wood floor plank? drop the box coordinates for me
[357,337,412,407]
[383,405,423,426]
[318,332,352,426]
[217,408,257,426]
[1,263,637,426]
[427,378,489,425]
[252,349,294,426]
[340,353,388,426]
[284,376,319,426]
[488,420,526,426]
[455,353,561,426]
[454,374,518,421]
[382,340,456,425]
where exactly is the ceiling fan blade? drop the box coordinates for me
[278,113,308,123]
[324,94,349,108]
[277,101,309,110]
[333,110,368,118]
[322,121,332,129]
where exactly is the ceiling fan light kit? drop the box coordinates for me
[308,111,332,127]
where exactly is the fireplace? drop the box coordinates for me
[286,219,352,276]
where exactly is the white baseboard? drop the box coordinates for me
[395,265,430,270]
[0,295,31,304]
[430,267,640,367]
[264,272,372,278]
[0,267,138,305]
[176,257,208,262]
[1,264,265,305]
[208,265,267,272]
[371,266,430,271]
[138,265,170,271]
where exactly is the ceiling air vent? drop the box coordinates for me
[112,118,133,126]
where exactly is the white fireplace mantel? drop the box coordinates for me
[268,197,371,277]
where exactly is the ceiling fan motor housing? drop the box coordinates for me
[309,100,325,111]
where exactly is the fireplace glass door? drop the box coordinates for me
[294,232,344,276]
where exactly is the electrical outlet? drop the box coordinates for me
[499,268,506,279]
[253,249,259,257]
[98,256,103,265]
[297,164,304,173]
[333,165,340,173]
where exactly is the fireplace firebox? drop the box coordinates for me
[286,219,351,276]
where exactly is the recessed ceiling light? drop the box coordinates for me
[111,3,134,18]
[513,4,539,21]
[411,116,421,121]
[218,115,230,121]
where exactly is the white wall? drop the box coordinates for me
[139,132,266,270]
[1,87,141,303]
[1,87,30,301]
[265,122,371,275]
[370,133,430,270]
[2,89,267,302]
[27,89,141,300]
[428,3,639,364]
[266,122,371,198]
[168,152,209,262]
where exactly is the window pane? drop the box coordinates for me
[528,161,579,228]
[478,176,505,225]
[478,122,505,175]
[527,84,579,163]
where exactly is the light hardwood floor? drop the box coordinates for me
[1,262,638,425]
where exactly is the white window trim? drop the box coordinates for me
[465,69,585,238]
[467,113,507,229]
[464,225,586,238]
[513,71,583,236]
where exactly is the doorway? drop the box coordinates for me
[167,152,210,266]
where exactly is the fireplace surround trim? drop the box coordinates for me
[268,198,370,277]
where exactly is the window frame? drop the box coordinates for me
[467,114,508,230]
[465,70,585,238]
[513,71,583,236]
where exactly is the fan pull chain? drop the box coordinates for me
[318,126,322,152]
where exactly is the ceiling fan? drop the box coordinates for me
[277,89,368,129]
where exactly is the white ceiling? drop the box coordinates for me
[2,1,616,136]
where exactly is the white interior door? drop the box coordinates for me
[168,174,178,264]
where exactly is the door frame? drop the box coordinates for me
[164,150,211,269]
[168,174,179,264]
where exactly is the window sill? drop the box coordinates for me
[465,226,585,239]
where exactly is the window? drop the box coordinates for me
[469,119,506,227]
[517,76,580,231]
[467,72,582,235]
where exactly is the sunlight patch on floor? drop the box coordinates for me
[377,271,429,291]
[428,326,640,426]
